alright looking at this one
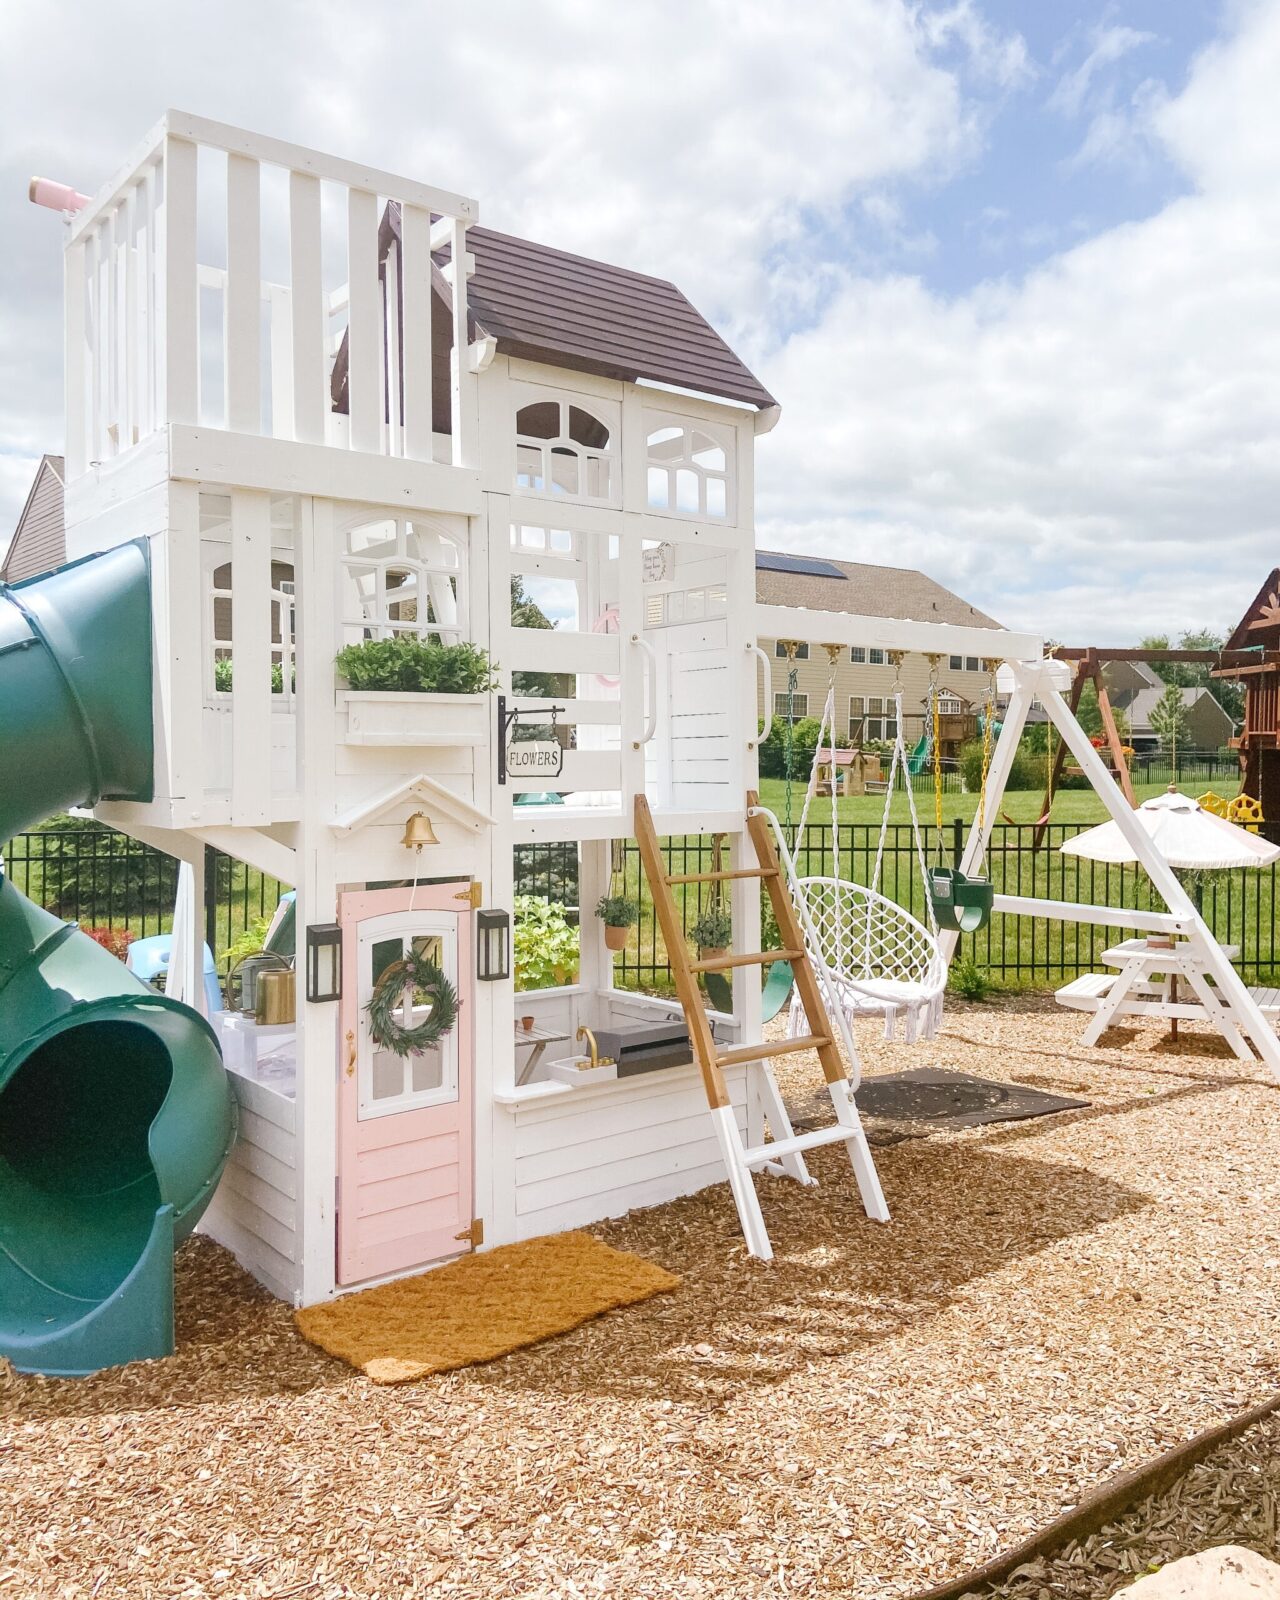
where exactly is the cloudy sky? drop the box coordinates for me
[0,0,1274,641]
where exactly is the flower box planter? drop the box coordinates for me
[337,691,488,748]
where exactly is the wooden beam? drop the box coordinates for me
[1090,647,1135,808]
[1032,662,1085,851]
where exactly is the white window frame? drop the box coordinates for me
[850,646,866,663]
[513,385,619,506]
[339,512,468,645]
[775,691,808,718]
[643,411,734,521]
[358,914,460,1121]
[202,542,297,709]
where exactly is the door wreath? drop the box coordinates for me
[367,951,459,1056]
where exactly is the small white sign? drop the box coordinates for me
[643,543,675,584]
[507,741,563,777]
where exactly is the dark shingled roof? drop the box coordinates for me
[465,227,776,409]
[755,549,1003,629]
[331,210,776,417]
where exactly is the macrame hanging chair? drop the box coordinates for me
[758,653,947,1045]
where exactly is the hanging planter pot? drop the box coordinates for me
[928,867,994,933]
[595,894,638,956]
[603,922,630,952]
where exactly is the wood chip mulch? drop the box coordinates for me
[981,1410,1280,1599]
[3,997,1280,1598]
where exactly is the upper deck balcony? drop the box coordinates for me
[62,112,480,500]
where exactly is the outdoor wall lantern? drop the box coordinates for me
[305,923,343,1003]
[476,908,511,982]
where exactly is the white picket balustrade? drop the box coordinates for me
[64,112,478,475]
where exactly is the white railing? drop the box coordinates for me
[64,111,479,476]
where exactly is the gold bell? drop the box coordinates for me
[401,810,440,851]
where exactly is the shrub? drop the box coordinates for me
[513,895,580,991]
[81,925,135,961]
[335,637,498,695]
[959,738,1046,794]
[948,956,992,1002]
[214,658,287,693]
[758,715,825,780]
[689,906,733,950]
[219,915,271,972]
[595,895,639,928]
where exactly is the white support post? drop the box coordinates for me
[229,487,272,826]
[400,202,434,461]
[288,171,325,446]
[162,136,199,427]
[64,236,87,477]
[346,187,381,455]
[122,185,138,448]
[225,154,262,434]
[163,483,204,811]
[448,216,477,468]
[617,528,645,805]
[296,495,339,1305]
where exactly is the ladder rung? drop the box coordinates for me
[665,867,777,886]
[690,948,802,973]
[716,1035,828,1068]
[742,1125,856,1165]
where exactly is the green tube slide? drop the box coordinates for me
[0,542,236,1377]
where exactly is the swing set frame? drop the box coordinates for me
[756,604,1280,1081]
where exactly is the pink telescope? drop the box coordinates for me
[29,178,91,214]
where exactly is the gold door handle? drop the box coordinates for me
[345,1029,356,1078]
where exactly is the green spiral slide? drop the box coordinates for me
[0,541,236,1377]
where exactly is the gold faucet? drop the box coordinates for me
[576,1025,613,1070]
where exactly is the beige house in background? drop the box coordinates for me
[755,550,1003,751]
[1,455,64,583]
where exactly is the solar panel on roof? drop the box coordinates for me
[755,552,847,580]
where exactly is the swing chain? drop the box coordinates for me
[926,654,944,854]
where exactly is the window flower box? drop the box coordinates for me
[337,690,488,748]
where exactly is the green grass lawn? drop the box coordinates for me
[751,776,1174,828]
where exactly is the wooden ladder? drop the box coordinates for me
[633,792,889,1260]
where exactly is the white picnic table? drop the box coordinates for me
[1056,938,1280,1062]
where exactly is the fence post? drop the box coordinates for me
[204,844,219,961]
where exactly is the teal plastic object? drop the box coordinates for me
[906,733,930,778]
[0,540,154,840]
[0,545,236,1377]
[702,960,793,1021]
[927,866,994,934]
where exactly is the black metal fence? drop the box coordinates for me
[7,811,1278,990]
[2,825,284,970]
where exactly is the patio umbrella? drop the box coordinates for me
[1060,787,1280,870]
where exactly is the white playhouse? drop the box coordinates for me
[40,112,1280,1308]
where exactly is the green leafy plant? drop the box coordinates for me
[219,915,271,973]
[513,895,580,991]
[948,956,992,1002]
[689,906,733,951]
[334,637,498,695]
[214,658,287,693]
[594,894,639,929]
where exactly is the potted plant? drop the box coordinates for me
[689,906,733,962]
[595,894,639,952]
[334,637,498,748]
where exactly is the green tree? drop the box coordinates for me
[1139,630,1243,729]
[1149,682,1191,750]
[510,575,574,701]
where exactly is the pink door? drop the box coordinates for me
[337,884,474,1286]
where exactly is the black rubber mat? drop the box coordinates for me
[853,1067,1089,1129]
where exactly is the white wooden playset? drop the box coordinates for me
[36,112,1280,1307]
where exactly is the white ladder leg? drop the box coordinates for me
[751,1062,818,1186]
[709,1104,774,1261]
[828,1079,890,1223]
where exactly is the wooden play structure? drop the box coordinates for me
[1218,571,1280,821]
[7,112,1280,1355]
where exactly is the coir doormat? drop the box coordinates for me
[295,1231,680,1384]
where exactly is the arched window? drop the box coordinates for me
[339,515,468,645]
[646,417,732,519]
[515,396,615,502]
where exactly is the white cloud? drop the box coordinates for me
[1047,24,1155,119]
[755,2,1280,642]
[0,0,1019,536]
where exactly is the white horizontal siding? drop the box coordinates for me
[200,1073,298,1302]
[510,1062,747,1239]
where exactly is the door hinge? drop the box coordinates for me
[455,881,482,909]
[454,1217,484,1247]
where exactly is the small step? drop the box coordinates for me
[716,1035,829,1068]
[665,867,777,886]
[690,948,802,973]
[742,1124,856,1165]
